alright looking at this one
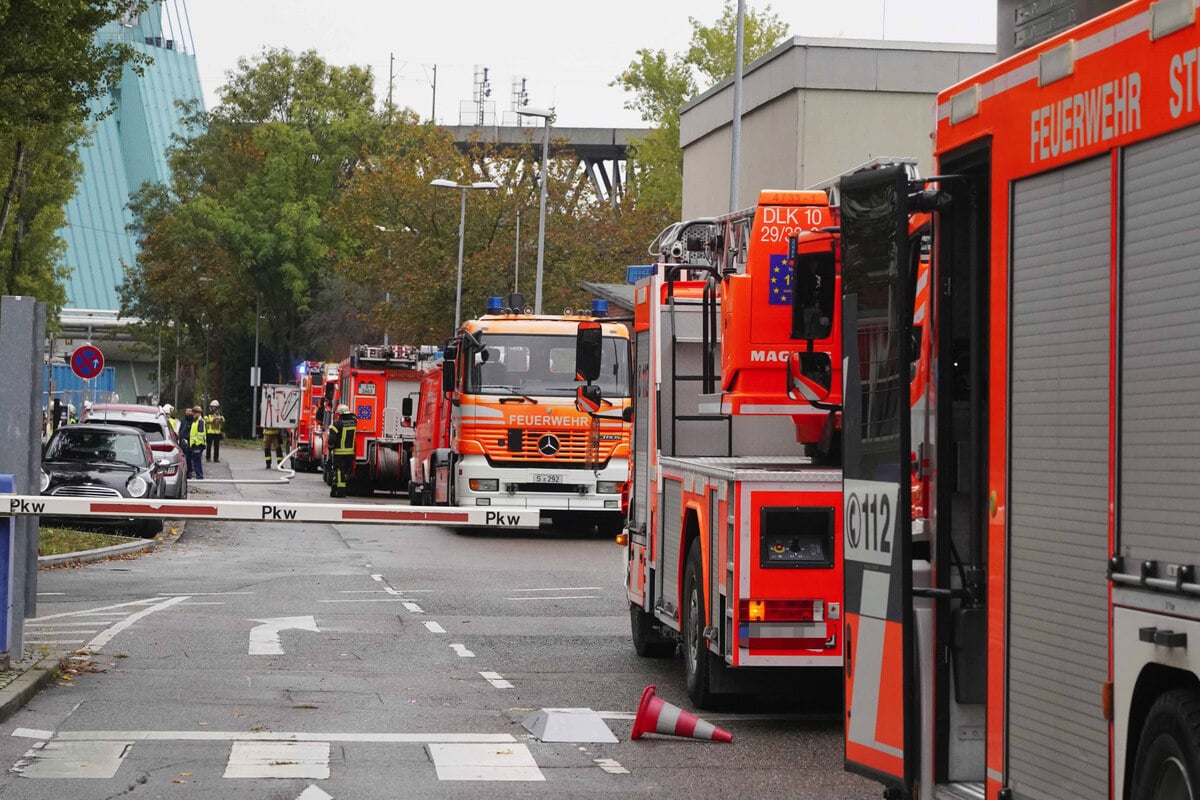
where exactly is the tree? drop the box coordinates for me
[122,49,382,399]
[0,0,149,312]
[615,1,789,214]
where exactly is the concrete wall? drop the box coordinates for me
[680,37,995,219]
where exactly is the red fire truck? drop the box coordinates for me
[411,293,631,530]
[841,2,1200,798]
[619,189,845,708]
[333,344,435,495]
[408,362,449,506]
[293,360,337,473]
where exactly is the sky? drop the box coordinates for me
[182,0,996,129]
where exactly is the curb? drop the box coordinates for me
[38,522,184,568]
[0,655,69,723]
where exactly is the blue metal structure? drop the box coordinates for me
[58,3,203,313]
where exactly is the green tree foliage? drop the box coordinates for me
[122,49,380,387]
[615,1,789,213]
[0,0,149,311]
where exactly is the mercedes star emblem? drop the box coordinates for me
[537,434,560,456]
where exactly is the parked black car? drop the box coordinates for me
[40,423,168,538]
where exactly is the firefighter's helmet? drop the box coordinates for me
[210,399,220,408]
[336,404,351,415]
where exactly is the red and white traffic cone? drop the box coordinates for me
[630,685,733,743]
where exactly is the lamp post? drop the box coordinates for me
[516,107,552,315]
[430,179,499,328]
[250,296,260,438]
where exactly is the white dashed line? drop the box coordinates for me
[510,587,603,592]
[370,574,384,582]
[595,758,630,774]
[450,644,475,658]
[505,595,599,601]
[403,602,424,613]
[480,671,513,689]
[424,621,446,634]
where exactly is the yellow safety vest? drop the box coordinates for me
[205,413,224,434]
[189,418,206,447]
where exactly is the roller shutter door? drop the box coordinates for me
[1120,124,1200,568]
[1007,157,1110,800]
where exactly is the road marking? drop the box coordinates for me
[179,601,225,606]
[14,741,132,778]
[36,592,66,596]
[480,671,513,689]
[248,616,320,655]
[428,743,543,782]
[51,731,517,743]
[296,786,334,800]
[371,574,384,582]
[385,587,401,595]
[403,602,424,614]
[595,758,630,774]
[79,596,191,655]
[223,741,329,779]
[510,587,603,592]
[30,597,167,622]
[504,595,599,601]
[11,729,54,740]
[450,644,475,658]
[30,622,102,628]
[24,639,87,645]
[424,621,446,634]
[319,598,409,604]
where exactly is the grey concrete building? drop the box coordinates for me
[679,37,995,218]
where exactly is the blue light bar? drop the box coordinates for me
[591,299,608,317]
[487,296,504,313]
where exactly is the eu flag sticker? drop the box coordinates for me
[769,253,793,306]
[357,404,373,420]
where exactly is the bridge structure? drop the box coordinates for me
[443,125,650,205]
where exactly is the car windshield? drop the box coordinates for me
[45,429,149,467]
[464,333,631,398]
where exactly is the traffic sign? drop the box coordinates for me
[70,344,105,380]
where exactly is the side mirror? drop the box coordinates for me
[576,384,602,415]
[575,321,603,382]
[324,382,336,404]
[402,397,414,418]
[441,362,456,394]
[786,352,832,404]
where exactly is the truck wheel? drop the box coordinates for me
[1132,689,1200,800]
[631,603,676,658]
[683,542,718,708]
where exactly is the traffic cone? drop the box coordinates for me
[630,685,733,742]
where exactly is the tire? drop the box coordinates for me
[1132,689,1200,800]
[630,603,676,658]
[683,542,718,708]
[137,517,163,539]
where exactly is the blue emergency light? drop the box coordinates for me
[591,299,608,317]
[487,296,504,313]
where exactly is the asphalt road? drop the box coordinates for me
[0,442,878,799]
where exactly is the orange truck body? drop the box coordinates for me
[624,190,845,708]
[293,360,337,473]
[411,298,631,528]
[842,3,1200,798]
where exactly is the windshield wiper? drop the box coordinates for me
[481,386,537,403]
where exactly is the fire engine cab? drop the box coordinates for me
[616,189,845,708]
[293,360,337,473]
[840,2,1200,798]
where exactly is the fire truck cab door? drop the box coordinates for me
[839,165,918,795]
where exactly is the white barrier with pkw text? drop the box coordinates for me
[3,496,538,529]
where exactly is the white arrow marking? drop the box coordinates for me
[248,616,320,655]
[297,786,333,800]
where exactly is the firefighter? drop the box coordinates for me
[328,404,357,498]
[205,400,225,462]
[187,405,206,480]
[262,425,284,469]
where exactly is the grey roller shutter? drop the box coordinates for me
[632,329,651,532]
[1007,157,1110,800]
[1120,124,1200,569]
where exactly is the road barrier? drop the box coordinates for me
[4,495,539,529]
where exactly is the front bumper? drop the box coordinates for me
[454,455,627,511]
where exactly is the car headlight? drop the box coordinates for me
[596,481,622,494]
[126,476,149,497]
[40,470,50,492]
[469,478,499,492]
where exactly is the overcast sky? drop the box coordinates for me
[183,0,996,128]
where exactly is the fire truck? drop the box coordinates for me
[616,189,845,708]
[413,293,631,530]
[333,344,435,495]
[840,2,1200,798]
[293,360,337,473]
[408,362,448,506]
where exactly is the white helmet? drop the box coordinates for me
[336,404,351,415]
[162,403,173,414]
[210,399,220,407]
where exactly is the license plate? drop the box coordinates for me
[534,474,563,484]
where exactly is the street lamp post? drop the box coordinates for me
[516,107,552,315]
[430,179,499,328]
[250,296,260,438]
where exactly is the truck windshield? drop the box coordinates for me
[465,333,630,398]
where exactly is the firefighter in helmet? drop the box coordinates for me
[328,404,357,498]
